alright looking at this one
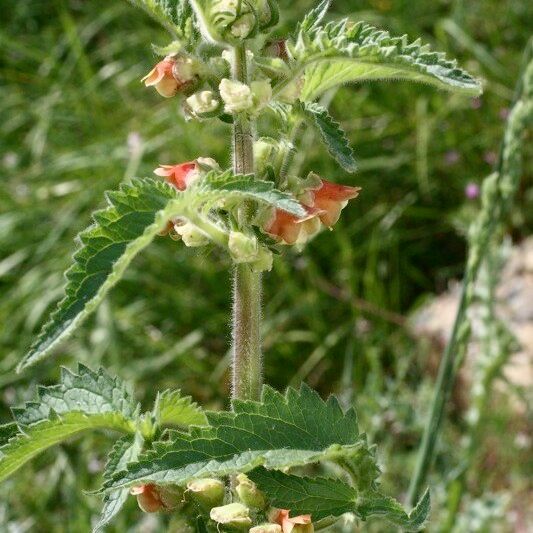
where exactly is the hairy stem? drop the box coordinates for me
[231,44,262,401]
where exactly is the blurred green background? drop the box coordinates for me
[0,0,531,531]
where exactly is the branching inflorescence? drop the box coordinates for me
[1,1,483,531]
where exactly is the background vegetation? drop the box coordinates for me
[0,0,531,530]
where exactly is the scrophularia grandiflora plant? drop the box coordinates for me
[0,1,483,531]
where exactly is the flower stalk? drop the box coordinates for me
[407,45,532,507]
[231,43,262,401]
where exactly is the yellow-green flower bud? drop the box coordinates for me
[186,478,225,508]
[277,77,303,104]
[209,0,256,41]
[251,80,272,112]
[235,473,266,509]
[249,525,282,533]
[185,90,221,118]
[210,502,252,529]
[255,0,279,28]
[230,13,255,38]
[228,232,259,263]
[174,221,210,247]
[219,79,253,113]
[251,247,273,273]
[254,138,276,172]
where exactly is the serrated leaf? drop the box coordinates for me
[12,364,139,426]
[356,488,431,531]
[0,365,139,483]
[18,179,181,371]
[300,102,357,172]
[297,0,331,33]
[287,20,482,101]
[153,389,208,428]
[248,469,431,531]
[0,412,135,484]
[249,468,356,519]
[204,172,306,216]
[125,0,191,36]
[19,175,304,371]
[104,384,378,491]
[93,433,144,533]
[0,423,19,447]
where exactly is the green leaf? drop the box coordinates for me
[125,0,190,36]
[203,172,307,216]
[153,389,208,428]
[249,468,356,520]
[104,384,378,491]
[12,364,139,426]
[299,102,357,172]
[0,423,19,447]
[0,365,139,482]
[18,179,181,371]
[93,434,144,533]
[248,469,431,532]
[287,20,482,101]
[19,174,304,371]
[297,0,331,33]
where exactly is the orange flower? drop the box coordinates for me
[130,484,165,513]
[130,483,182,513]
[265,205,322,245]
[265,178,360,244]
[142,58,180,98]
[274,509,314,533]
[312,179,361,227]
[154,161,199,190]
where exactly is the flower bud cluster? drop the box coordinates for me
[129,476,315,532]
[219,78,272,115]
[142,54,273,120]
[209,0,278,42]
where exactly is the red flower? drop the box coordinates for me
[142,58,180,98]
[265,178,360,244]
[273,509,314,533]
[154,161,199,190]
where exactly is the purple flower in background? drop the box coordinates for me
[471,97,482,109]
[484,151,498,166]
[444,150,460,166]
[499,107,510,120]
[465,182,480,200]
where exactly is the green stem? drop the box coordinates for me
[407,280,471,507]
[231,44,262,402]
